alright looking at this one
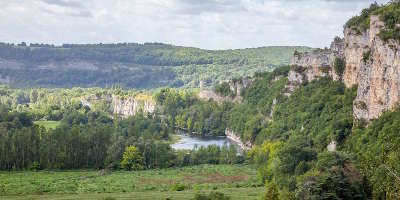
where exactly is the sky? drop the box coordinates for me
[0,0,390,50]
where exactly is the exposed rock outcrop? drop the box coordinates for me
[351,16,400,121]
[81,93,155,118]
[225,128,252,150]
[289,15,400,122]
[286,39,344,96]
[198,77,253,103]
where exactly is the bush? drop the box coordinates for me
[120,146,144,171]
[362,51,371,63]
[192,192,230,200]
[171,183,186,191]
[333,58,345,77]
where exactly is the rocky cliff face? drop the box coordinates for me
[286,39,344,95]
[351,16,400,121]
[81,93,155,118]
[198,77,253,103]
[289,15,400,122]
[112,95,155,117]
[225,128,252,150]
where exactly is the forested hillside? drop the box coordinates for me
[0,43,311,89]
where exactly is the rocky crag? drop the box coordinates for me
[289,15,400,122]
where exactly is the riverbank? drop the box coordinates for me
[225,129,251,151]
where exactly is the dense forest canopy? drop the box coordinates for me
[0,42,311,89]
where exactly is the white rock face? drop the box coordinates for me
[225,129,251,151]
[81,93,155,118]
[327,140,337,152]
[286,39,344,95]
[289,15,400,122]
[348,16,400,121]
[112,96,155,118]
[198,77,253,103]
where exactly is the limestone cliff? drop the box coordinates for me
[288,15,399,122]
[81,93,155,118]
[351,16,400,121]
[286,39,344,95]
[198,77,253,103]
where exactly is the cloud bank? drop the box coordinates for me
[0,0,389,49]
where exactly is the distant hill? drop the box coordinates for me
[0,42,311,89]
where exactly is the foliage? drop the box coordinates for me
[347,107,400,199]
[345,3,380,31]
[121,146,144,171]
[345,1,400,41]
[0,164,261,199]
[192,192,231,200]
[333,58,345,77]
[0,43,311,89]
[263,182,280,200]
[362,50,371,63]
[376,1,400,41]
[171,183,186,191]
[156,88,230,136]
[214,82,234,97]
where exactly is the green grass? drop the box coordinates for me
[0,164,263,199]
[0,188,263,200]
[33,121,60,130]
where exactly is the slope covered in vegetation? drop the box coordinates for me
[0,43,311,89]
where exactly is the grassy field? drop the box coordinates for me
[33,121,60,130]
[0,164,263,200]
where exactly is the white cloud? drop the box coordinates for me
[0,0,390,49]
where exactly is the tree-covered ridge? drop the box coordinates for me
[348,109,400,199]
[0,42,311,89]
[0,43,310,66]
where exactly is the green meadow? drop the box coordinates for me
[0,164,263,200]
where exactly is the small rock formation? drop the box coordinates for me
[288,15,400,122]
[225,128,252,150]
[327,140,337,152]
[229,77,253,97]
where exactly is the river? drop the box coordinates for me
[171,134,240,151]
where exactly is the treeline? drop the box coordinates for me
[155,88,231,136]
[0,42,311,89]
[0,86,147,121]
[0,105,241,170]
[0,67,177,89]
[0,43,310,67]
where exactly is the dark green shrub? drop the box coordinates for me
[192,192,230,200]
[171,183,186,191]
[333,58,346,77]
[362,51,371,63]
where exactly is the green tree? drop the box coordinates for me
[120,146,143,171]
[263,182,280,200]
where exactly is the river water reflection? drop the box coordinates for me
[171,134,239,150]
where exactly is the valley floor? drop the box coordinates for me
[0,164,262,200]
